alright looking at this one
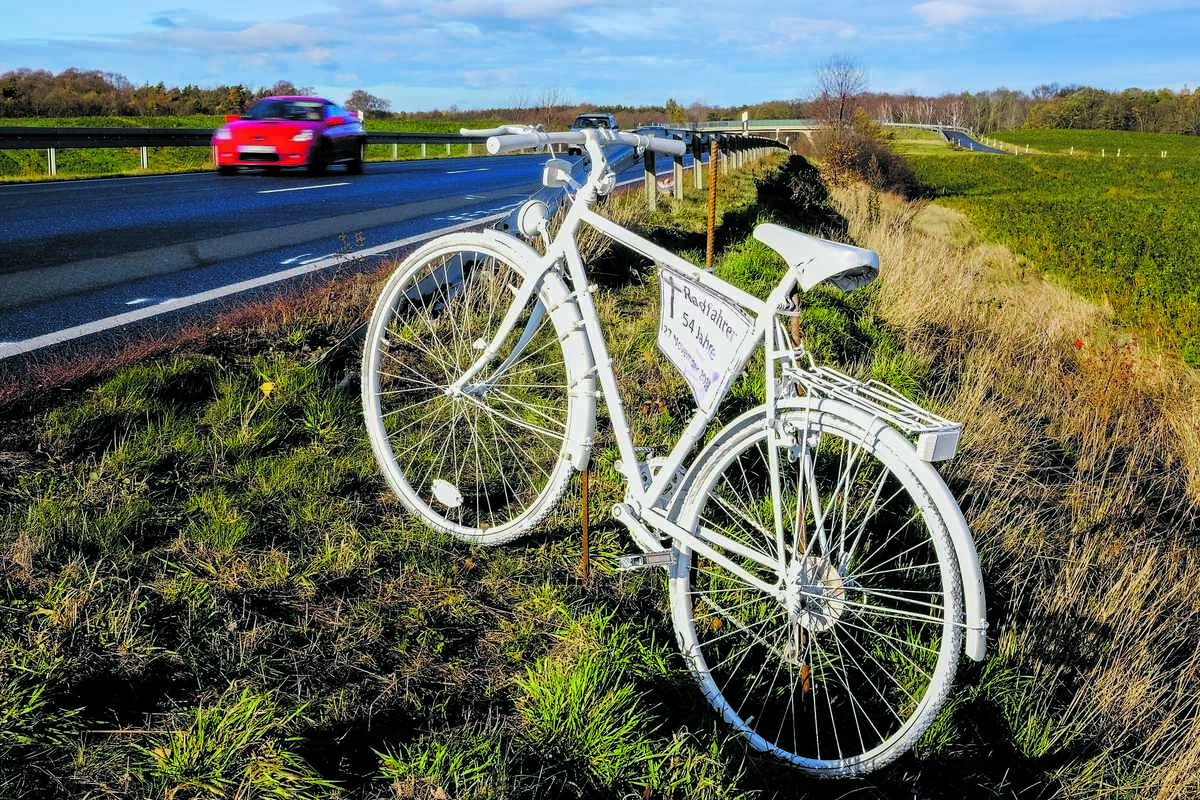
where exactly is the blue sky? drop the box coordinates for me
[3,1,1199,111]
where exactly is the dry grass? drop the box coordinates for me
[835,183,1200,797]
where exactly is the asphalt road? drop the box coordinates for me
[941,130,1009,155]
[0,150,691,359]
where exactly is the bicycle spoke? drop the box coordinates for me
[673,405,962,775]
[363,239,582,542]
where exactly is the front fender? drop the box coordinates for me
[455,229,598,471]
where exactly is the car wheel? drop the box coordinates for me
[307,141,330,176]
[217,165,237,176]
[347,142,364,174]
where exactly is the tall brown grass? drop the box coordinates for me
[836,184,1200,798]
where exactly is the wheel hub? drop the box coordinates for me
[783,556,847,632]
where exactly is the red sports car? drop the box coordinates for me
[212,96,367,175]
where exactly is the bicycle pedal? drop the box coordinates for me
[619,551,674,570]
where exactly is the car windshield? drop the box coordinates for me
[244,100,324,122]
[573,117,611,129]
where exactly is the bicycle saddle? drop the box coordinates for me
[754,223,879,292]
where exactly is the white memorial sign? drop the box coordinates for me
[657,264,755,413]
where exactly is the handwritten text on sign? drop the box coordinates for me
[657,265,754,413]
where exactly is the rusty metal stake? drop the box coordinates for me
[580,467,590,579]
[706,137,718,270]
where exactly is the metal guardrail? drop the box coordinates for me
[0,124,787,178]
[695,119,820,131]
[0,125,792,150]
[0,126,497,176]
[881,122,975,136]
[0,126,492,151]
[0,127,214,149]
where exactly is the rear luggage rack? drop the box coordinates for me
[790,365,962,461]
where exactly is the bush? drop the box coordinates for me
[812,127,915,194]
[752,154,848,236]
[1184,337,1200,369]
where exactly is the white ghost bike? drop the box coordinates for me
[361,124,988,777]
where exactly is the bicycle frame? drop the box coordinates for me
[455,132,813,590]
[444,129,988,657]
[363,127,991,772]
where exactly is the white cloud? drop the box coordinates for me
[305,47,335,65]
[461,68,521,89]
[913,2,978,25]
[235,22,317,49]
[914,0,1200,26]
[569,8,677,39]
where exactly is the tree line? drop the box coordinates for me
[0,69,393,119]
[4,67,1199,138]
[866,84,1200,136]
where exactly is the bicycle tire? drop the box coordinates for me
[362,232,594,544]
[669,398,964,776]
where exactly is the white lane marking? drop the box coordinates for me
[0,171,202,192]
[0,213,508,360]
[125,298,153,306]
[447,168,488,174]
[258,182,350,194]
[280,253,313,265]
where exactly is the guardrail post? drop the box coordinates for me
[445,143,451,157]
[644,148,657,210]
[393,143,398,160]
[47,148,56,176]
[422,143,427,158]
[141,147,149,170]
[673,153,684,200]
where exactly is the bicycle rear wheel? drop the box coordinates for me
[361,232,593,544]
[670,399,963,776]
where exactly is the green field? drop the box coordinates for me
[882,127,948,158]
[0,116,507,179]
[992,128,1200,157]
[905,129,1200,364]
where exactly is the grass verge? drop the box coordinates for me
[3,150,1200,799]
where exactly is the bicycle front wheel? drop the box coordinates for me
[362,232,593,544]
[670,400,963,776]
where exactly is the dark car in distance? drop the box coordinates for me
[212,96,367,175]
[567,112,620,155]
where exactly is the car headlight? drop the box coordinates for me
[292,129,315,143]
[215,127,232,140]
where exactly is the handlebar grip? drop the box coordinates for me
[461,125,532,137]
[486,132,547,154]
[618,132,687,157]
[648,137,688,157]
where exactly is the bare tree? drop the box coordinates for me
[345,89,391,118]
[814,55,867,129]
[533,87,572,128]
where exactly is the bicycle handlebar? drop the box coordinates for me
[460,125,540,138]
[622,132,688,157]
[465,126,687,158]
